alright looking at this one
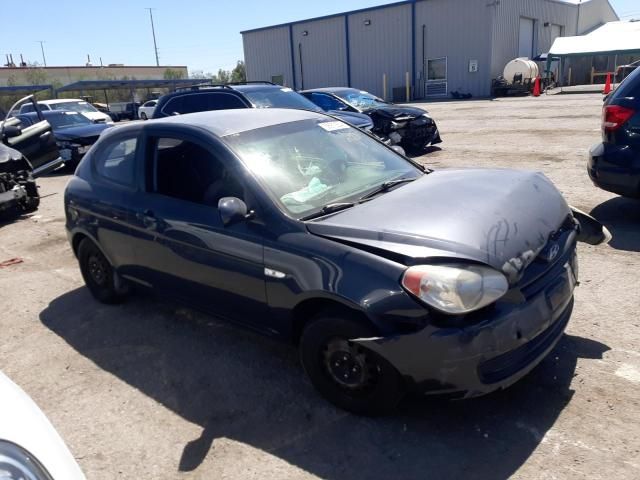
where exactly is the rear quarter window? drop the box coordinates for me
[94,137,138,186]
[611,66,640,100]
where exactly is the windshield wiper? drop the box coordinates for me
[300,202,355,221]
[359,177,417,201]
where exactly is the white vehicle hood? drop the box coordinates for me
[81,111,112,123]
[0,371,85,479]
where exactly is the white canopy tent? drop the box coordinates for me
[546,21,640,87]
[549,21,640,57]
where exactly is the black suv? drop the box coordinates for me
[589,66,640,197]
[152,82,374,131]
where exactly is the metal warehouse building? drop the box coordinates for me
[241,0,618,99]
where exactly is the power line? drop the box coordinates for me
[146,8,160,66]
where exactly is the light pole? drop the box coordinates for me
[37,40,47,67]
[146,8,160,66]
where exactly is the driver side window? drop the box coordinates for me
[149,136,244,207]
[308,93,347,111]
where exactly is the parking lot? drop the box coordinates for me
[1,92,639,479]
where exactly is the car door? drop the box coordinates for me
[82,130,142,276]
[3,97,60,176]
[128,126,268,328]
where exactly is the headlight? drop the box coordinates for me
[0,440,52,480]
[402,264,508,314]
[390,121,407,129]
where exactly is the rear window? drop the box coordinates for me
[162,92,246,115]
[611,65,640,100]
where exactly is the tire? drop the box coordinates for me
[77,239,127,304]
[140,112,148,120]
[300,313,404,416]
[22,181,39,213]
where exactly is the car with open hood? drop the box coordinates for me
[301,87,441,152]
[17,110,113,167]
[64,108,609,415]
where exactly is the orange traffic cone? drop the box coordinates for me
[603,73,612,94]
[532,76,541,97]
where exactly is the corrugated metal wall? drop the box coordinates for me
[489,0,579,79]
[415,0,493,98]
[292,17,348,90]
[578,0,619,33]
[241,0,619,100]
[243,26,293,87]
[347,4,413,98]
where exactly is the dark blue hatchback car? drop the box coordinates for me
[589,65,640,197]
[64,109,609,415]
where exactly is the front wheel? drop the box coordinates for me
[300,314,404,416]
[78,239,128,304]
[140,112,148,120]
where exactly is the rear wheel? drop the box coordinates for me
[78,239,128,304]
[300,313,404,416]
[140,112,148,120]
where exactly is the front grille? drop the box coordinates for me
[477,299,572,384]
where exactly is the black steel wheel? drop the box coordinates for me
[78,239,127,304]
[300,313,403,416]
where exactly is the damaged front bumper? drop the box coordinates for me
[353,249,578,397]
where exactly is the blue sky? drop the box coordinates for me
[0,0,636,74]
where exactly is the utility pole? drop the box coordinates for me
[146,8,160,66]
[37,40,47,67]
[576,0,582,35]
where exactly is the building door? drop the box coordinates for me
[519,17,535,58]
[550,24,563,43]
[425,57,447,97]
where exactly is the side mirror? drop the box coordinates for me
[3,125,22,138]
[218,197,252,226]
[390,145,406,156]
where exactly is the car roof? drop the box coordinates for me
[39,99,86,104]
[123,108,328,137]
[301,87,360,95]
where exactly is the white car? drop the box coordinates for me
[19,99,113,124]
[0,371,85,479]
[138,100,157,120]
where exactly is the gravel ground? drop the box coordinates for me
[1,93,639,479]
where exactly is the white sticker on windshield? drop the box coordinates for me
[319,121,349,132]
[280,87,293,92]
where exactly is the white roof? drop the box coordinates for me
[550,21,640,57]
[39,98,86,104]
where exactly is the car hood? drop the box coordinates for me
[54,123,113,143]
[364,105,429,121]
[329,110,373,128]
[0,143,30,172]
[0,142,22,164]
[306,169,571,284]
[0,371,86,479]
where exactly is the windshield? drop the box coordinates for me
[242,87,322,112]
[46,111,92,129]
[335,90,389,110]
[223,118,421,218]
[49,101,99,113]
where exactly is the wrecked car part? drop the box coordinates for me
[0,144,39,217]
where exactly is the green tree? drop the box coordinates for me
[230,60,246,83]
[164,68,185,80]
[23,62,48,86]
[213,69,231,84]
